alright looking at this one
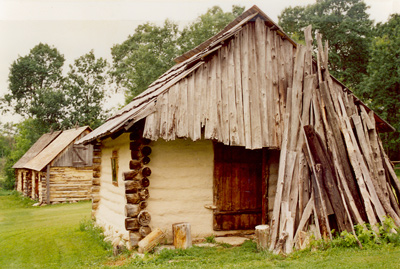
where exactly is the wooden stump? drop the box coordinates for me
[138,228,165,253]
[255,224,270,251]
[173,222,192,249]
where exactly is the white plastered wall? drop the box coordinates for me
[147,138,214,241]
[95,133,131,242]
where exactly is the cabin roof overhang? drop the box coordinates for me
[76,5,394,146]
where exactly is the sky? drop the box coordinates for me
[0,0,399,124]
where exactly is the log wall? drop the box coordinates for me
[47,166,92,203]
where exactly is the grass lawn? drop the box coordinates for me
[0,190,111,268]
[2,189,400,268]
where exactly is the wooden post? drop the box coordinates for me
[46,165,50,204]
[255,225,270,251]
[173,222,192,249]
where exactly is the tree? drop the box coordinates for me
[178,5,245,55]
[1,119,42,190]
[3,44,111,132]
[110,20,180,102]
[5,43,65,119]
[278,0,373,90]
[110,5,244,103]
[63,51,110,129]
[360,14,400,159]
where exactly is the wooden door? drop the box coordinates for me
[213,143,263,230]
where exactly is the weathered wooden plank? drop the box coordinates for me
[193,67,202,141]
[336,96,380,226]
[178,78,189,138]
[248,23,262,149]
[320,81,366,220]
[288,45,306,151]
[304,125,351,232]
[265,27,274,147]
[271,30,280,148]
[159,91,169,139]
[187,74,195,140]
[166,84,178,140]
[304,25,313,77]
[215,49,224,143]
[205,54,219,139]
[220,45,230,145]
[226,40,239,145]
[269,84,293,251]
[255,18,269,147]
[241,24,252,149]
[312,165,331,239]
[233,35,245,146]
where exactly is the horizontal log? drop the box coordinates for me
[138,210,151,226]
[129,231,141,247]
[123,170,139,181]
[93,157,101,164]
[125,181,140,193]
[125,204,140,217]
[139,201,148,210]
[141,178,150,188]
[92,202,99,210]
[139,226,152,237]
[92,186,100,193]
[130,141,142,151]
[141,167,151,177]
[125,218,140,231]
[93,165,101,172]
[129,160,143,170]
[92,195,100,203]
[131,147,152,159]
[126,193,141,204]
[141,146,152,157]
[93,150,102,157]
[93,171,101,178]
[92,177,100,185]
[139,188,150,200]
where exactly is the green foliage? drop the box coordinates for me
[3,44,110,132]
[1,119,44,190]
[111,5,244,103]
[178,5,245,55]
[63,50,110,129]
[5,43,65,118]
[205,234,216,243]
[278,0,373,90]
[110,20,180,102]
[360,14,400,159]
[79,218,112,251]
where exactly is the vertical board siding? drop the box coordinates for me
[143,21,291,149]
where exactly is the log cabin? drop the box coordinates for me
[13,126,93,204]
[77,5,400,252]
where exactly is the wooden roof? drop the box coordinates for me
[77,5,394,146]
[12,131,61,169]
[23,126,91,171]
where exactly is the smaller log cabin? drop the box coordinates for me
[77,5,398,252]
[13,126,93,204]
